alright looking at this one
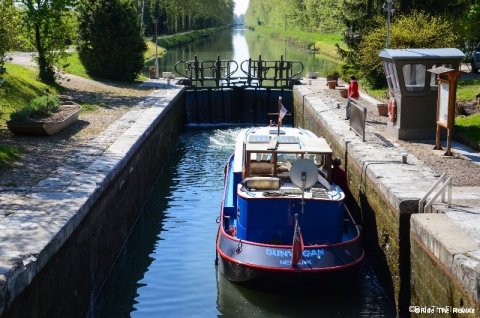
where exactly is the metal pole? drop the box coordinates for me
[155,18,159,78]
[386,0,392,48]
[284,14,287,32]
[140,0,145,30]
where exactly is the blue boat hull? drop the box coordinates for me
[216,220,364,284]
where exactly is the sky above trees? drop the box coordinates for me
[234,0,249,16]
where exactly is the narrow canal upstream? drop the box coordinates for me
[93,128,395,317]
[146,27,339,77]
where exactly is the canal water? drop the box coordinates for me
[147,28,339,78]
[93,128,395,317]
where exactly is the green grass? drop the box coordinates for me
[156,26,229,49]
[0,144,21,168]
[0,63,58,166]
[145,40,166,61]
[455,113,480,150]
[360,83,389,101]
[251,25,344,59]
[57,52,92,79]
[57,41,168,80]
[457,79,480,101]
[0,63,59,125]
[80,102,109,113]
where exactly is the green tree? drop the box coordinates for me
[303,0,343,33]
[17,0,77,83]
[139,0,233,36]
[336,0,383,64]
[78,0,147,81]
[358,11,458,87]
[0,0,21,70]
[461,1,480,43]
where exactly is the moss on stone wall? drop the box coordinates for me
[294,90,411,314]
[411,234,480,318]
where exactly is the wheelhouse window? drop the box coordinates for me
[246,151,330,180]
[402,64,426,92]
[383,61,400,90]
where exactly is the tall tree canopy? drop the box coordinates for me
[17,0,77,83]
[245,0,343,33]
[135,0,234,36]
[78,0,147,81]
[0,0,21,70]
[358,11,458,86]
[245,0,479,87]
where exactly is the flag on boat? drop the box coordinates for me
[291,213,304,267]
[278,97,288,123]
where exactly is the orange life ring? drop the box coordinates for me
[388,97,397,123]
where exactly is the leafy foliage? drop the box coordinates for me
[17,0,77,83]
[461,1,480,43]
[0,63,59,125]
[0,0,20,69]
[0,144,21,168]
[10,94,60,121]
[78,0,147,81]
[135,0,234,36]
[357,11,458,87]
[245,0,342,33]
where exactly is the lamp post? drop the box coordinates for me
[155,18,159,79]
[384,0,394,48]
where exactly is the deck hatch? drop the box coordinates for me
[248,135,270,143]
[277,136,299,144]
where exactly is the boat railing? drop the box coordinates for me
[418,173,452,213]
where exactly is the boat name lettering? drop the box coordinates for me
[279,259,312,266]
[266,248,325,258]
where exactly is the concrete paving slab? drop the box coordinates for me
[411,213,480,270]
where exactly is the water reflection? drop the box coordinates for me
[146,28,338,78]
[232,28,250,77]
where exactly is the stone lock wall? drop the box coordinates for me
[294,85,480,317]
[2,89,186,317]
[410,230,480,318]
[294,90,406,311]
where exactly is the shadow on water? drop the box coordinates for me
[92,146,186,317]
[216,261,394,318]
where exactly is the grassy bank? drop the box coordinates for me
[0,63,59,125]
[57,27,226,80]
[58,52,91,79]
[145,40,166,61]
[249,25,344,60]
[457,79,480,101]
[455,113,480,151]
[156,26,230,49]
[58,43,167,80]
[0,63,59,167]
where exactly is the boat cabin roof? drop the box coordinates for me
[241,126,331,152]
[234,127,333,177]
